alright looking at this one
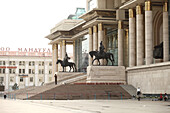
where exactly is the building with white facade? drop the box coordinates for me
[0,48,53,91]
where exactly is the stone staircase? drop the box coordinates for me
[120,85,137,96]
[28,84,132,100]
[8,73,87,99]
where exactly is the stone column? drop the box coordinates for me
[89,27,93,66]
[59,42,62,71]
[60,42,62,59]
[145,1,153,65]
[73,41,76,63]
[93,25,98,65]
[98,23,104,65]
[129,9,136,67]
[163,2,169,62]
[124,29,129,67]
[52,44,58,79]
[136,5,144,66]
[118,20,124,66]
[103,28,107,65]
[62,40,66,60]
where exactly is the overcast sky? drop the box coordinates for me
[0,0,86,51]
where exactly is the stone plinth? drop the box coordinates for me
[55,72,86,84]
[87,66,126,83]
[126,62,170,94]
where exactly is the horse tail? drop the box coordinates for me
[110,53,114,62]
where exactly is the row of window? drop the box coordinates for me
[0,61,52,66]
[0,76,52,83]
[0,69,52,74]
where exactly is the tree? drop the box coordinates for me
[12,83,19,90]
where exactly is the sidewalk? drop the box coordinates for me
[0,98,170,113]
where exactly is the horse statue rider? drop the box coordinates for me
[63,53,70,65]
[57,52,77,72]
[99,41,105,55]
[89,41,114,66]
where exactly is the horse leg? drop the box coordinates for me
[98,59,100,65]
[62,67,64,72]
[92,59,96,65]
[73,65,74,72]
[69,66,72,72]
[106,59,108,66]
[109,57,114,66]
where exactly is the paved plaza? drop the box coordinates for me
[0,98,170,113]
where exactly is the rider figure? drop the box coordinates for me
[99,41,105,55]
[63,53,70,65]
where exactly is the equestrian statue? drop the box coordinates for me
[89,41,114,66]
[56,53,77,72]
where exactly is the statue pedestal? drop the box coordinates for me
[87,66,126,84]
[55,72,86,84]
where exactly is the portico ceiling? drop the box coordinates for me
[120,0,167,9]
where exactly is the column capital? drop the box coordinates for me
[52,44,58,50]
[145,0,151,11]
[98,23,103,31]
[62,40,66,46]
[118,20,123,29]
[89,27,93,35]
[136,5,142,15]
[129,9,134,18]
[163,2,168,12]
[93,25,97,33]
[73,40,75,46]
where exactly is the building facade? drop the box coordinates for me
[0,48,53,91]
[46,0,170,94]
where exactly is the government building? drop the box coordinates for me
[0,48,53,91]
[46,0,170,95]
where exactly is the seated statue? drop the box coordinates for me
[153,42,163,59]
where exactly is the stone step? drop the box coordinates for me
[28,84,131,100]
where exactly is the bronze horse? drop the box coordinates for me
[56,60,77,72]
[89,51,114,66]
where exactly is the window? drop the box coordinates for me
[9,61,15,65]
[29,69,35,74]
[0,77,4,84]
[49,62,52,66]
[19,69,25,74]
[23,69,25,74]
[0,61,5,65]
[19,61,25,66]
[30,77,33,82]
[49,69,52,74]
[3,69,5,74]
[29,69,31,74]
[39,61,44,66]
[20,77,23,82]
[39,69,44,74]
[29,61,35,66]
[10,77,14,82]
[9,69,15,74]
